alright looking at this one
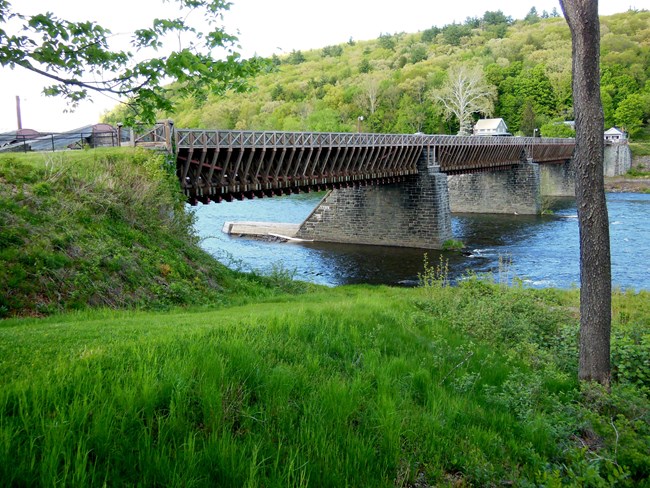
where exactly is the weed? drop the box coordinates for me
[442,239,464,251]
[418,253,449,292]
[497,254,514,286]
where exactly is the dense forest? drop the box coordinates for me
[105,8,650,138]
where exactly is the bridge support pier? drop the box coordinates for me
[604,143,632,176]
[296,149,452,249]
[447,160,541,214]
[540,160,575,197]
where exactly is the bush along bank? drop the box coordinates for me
[0,149,309,318]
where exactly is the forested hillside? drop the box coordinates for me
[105,9,650,138]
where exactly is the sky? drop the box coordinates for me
[0,0,643,133]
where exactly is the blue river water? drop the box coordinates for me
[192,192,650,290]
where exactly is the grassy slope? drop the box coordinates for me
[1,150,649,486]
[630,126,650,160]
[0,149,309,317]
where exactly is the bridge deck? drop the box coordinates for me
[137,124,575,203]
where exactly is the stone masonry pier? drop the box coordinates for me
[447,160,541,214]
[540,160,575,197]
[296,149,452,249]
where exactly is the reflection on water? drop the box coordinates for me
[192,192,650,290]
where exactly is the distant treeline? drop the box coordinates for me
[105,9,650,138]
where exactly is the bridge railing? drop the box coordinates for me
[175,129,431,149]
[133,121,174,151]
[174,128,574,151]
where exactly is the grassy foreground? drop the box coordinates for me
[1,284,649,486]
[1,149,649,486]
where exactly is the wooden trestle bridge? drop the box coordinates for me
[138,122,575,203]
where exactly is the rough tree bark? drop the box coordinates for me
[560,0,612,386]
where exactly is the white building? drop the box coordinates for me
[604,127,626,142]
[473,118,510,136]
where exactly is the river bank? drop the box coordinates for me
[0,149,308,318]
[604,175,650,192]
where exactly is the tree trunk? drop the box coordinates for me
[560,0,612,386]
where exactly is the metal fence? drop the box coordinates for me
[0,128,133,153]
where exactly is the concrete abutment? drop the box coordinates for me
[604,143,632,176]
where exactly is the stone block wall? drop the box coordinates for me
[604,143,632,176]
[296,150,452,249]
[540,160,575,197]
[447,162,541,214]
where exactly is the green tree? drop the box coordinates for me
[421,26,441,43]
[0,0,264,124]
[442,23,472,46]
[601,87,616,127]
[394,77,429,133]
[409,44,428,64]
[482,10,512,26]
[286,50,306,65]
[601,66,639,107]
[307,106,345,132]
[519,101,537,136]
[464,16,480,28]
[378,33,396,51]
[615,93,644,136]
[525,7,540,24]
[358,58,373,74]
[539,121,575,138]
[517,64,557,116]
[482,10,512,38]
[322,45,343,57]
[486,61,526,130]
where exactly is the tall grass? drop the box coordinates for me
[0,149,310,317]
[1,285,649,486]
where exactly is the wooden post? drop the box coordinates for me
[165,119,175,153]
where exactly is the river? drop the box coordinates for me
[192,192,650,290]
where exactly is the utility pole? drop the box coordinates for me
[16,96,22,130]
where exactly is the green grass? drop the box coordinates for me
[630,143,650,158]
[0,149,311,317]
[629,126,650,157]
[1,284,649,486]
[626,164,650,178]
[2,149,649,486]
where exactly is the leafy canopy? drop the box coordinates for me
[0,0,266,124]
